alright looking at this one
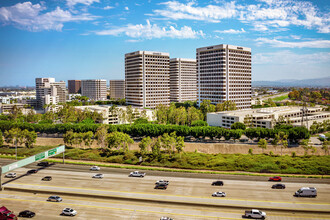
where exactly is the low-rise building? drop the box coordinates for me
[207,106,330,129]
[74,105,154,124]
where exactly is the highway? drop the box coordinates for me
[0,159,330,219]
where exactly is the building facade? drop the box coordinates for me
[197,44,252,109]
[68,80,81,94]
[35,78,66,109]
[110,80,125,100]
[170,58,197,103]
[207,106,330,129]
[81,79,107,101]
[125,51,170,108]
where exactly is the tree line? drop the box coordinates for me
[0,128,37,148]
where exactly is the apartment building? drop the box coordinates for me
[81,79,107,101]
[125,51,170,108]
[68,80,81,94]
[197,44,252,109]
[207,106,330,129]
[170,58,197,103]
[35,78,66,109]
[110,80,125,100]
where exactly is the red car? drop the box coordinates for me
[268,176,282,181]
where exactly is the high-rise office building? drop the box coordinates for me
[35,78,66,109]
[125,51,170,108]
[110,80,125,100]
[170,58,197,103]
[196,44,252,109]
[68,80,81,94]
[81,79,107,100]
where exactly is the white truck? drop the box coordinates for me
[129,171,146,177]
[243,209,266,219]
[294,187,317,197]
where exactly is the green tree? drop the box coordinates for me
[4,128,22,160]
[231,122,246,130]
[151,137,161,159]
[107,131,134,151]
[126,105,134,125]
[139,136,152,157]
[187,106,202,125]
[0,131,4,147]
[160,133,176,153]
[321,141,329,155]
[199,100,215,120]
[258,139,267,153]
[83,131,94,148]
[301,139,311,156]
[95,125,108,149]
[21,129,37,148]
[175,136,185,154]
[155,104,168,124]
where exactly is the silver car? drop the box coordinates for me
[5,172,16,178]
[212,191,226,197]
[62,208,77,216]
[92,173,104,179]
[90,166,100,171]
[47,195,62,202]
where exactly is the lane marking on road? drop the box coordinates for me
[7,182,330,206]
[0,197,240,219]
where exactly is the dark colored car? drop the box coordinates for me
[19,210,35,218]
[27,169,38,174]
[37,161,49,167]
[268,176,282,182]
[211,181,224,186]
[42,176,52,181]
[272,184,286,189]
[155,183,167,190]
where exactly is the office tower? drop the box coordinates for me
[35,78,67,109]
[68,80,81,94]
[110,80,125,100]
[125,51,170,108]
[196,44,252,109]
[81,79,107,100]
[170,58,197,103]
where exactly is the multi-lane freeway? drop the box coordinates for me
[0,159,329,219]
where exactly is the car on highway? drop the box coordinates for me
[160,217,173,220]
[243,209,266,219]
[27,169,38,174]
[92,174,104,179]
[5,173,16,178]
[211,180,224,186]
[47,196,62,202]
[294,187,317,197]
[271,183,285,189]
[155,183,167,190]
[37,161,49,167]
[18,210,35,218]
[42,176,52,181]
[268,176,281,181]
[212,191,226,197]
[61,208,77,216]
[156,180,169,185]
[129,171,145,177]
[90,166,100,171]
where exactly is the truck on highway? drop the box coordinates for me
[242,209,266,219]
[0,206,17,220]
[294,187,317,197]
[129,171,145,177]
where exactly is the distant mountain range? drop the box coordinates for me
[252,77,330,87]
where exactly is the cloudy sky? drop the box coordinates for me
[0,0,329,86]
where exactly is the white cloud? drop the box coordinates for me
[103,6,114,10]
[95,20,204,39]
[152,0,330,33]
[124,7,129,11]
[66,0,100,8]
[0,2,98,31]
[214,28,245,34]
[152,1,237,23]
[256,38,330,48]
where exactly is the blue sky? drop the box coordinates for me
[0,0,329,86]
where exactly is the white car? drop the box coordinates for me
[90,166,100,171]
[129,171,145,177]
[92,173,104,179]
[156,180,169,185]
[212,191,226,197]
[160,217,173,220]
[5,172,16,178]
[47,195,62,202]
[62,208,77,216]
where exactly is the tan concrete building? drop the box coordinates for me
[197,44,252,109]
[81,79,107,101]
[68,80,81,94]
[207,106,330,129]
[125,51,170,108]
[170,58,197,103]
[35,78,66,109]
[110,80,125,100]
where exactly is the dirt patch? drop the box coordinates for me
[35,137,326,156]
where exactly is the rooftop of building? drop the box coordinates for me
[170,58,196,62]
[74,105,154,111]
[196,44,251,52]
[125,51,170,57]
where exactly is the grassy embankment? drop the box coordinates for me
[272,94,289,102]
[0,145,329,177]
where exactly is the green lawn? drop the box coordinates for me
[272,94,289,102]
